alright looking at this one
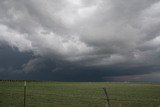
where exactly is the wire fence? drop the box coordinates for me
[0,80,160,107]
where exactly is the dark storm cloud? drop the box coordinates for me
[0,45,32,79]
[0,45,32,68]
[0,0,160,81]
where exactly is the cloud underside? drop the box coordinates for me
[0,0,160,81]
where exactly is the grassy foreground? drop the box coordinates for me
[0,81,160,107]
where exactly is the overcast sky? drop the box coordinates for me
[0,0,160,82]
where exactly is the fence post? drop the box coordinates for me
[103,88,110,107]
[24,81,26,107]
[119,103,122,107]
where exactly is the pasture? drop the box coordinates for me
[0,81,160,107]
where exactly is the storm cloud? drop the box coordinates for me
[0,0,160,81]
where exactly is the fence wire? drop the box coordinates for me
[0,80,160,107]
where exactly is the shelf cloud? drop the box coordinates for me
[0,0,160,81]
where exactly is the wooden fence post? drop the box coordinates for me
[103,88,110,107]
[24,81,26,107]
[119,103,122,107]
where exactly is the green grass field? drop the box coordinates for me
[0,81,160,107]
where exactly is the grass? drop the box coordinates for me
[0,81,160,107]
